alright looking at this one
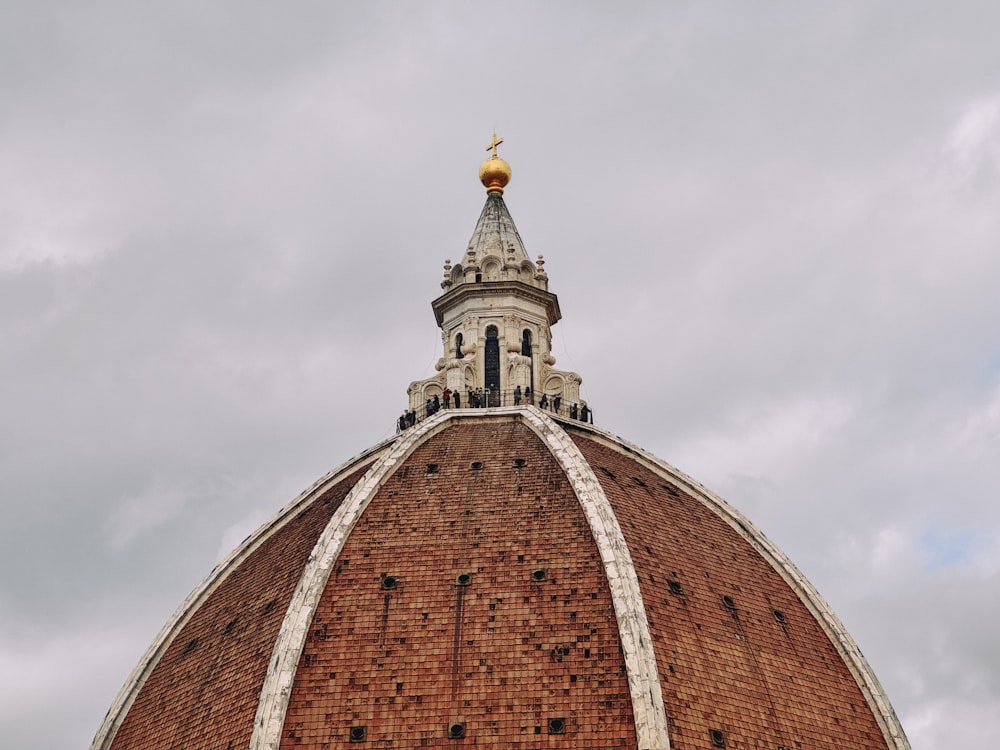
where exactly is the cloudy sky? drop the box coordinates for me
[2,3,998,747]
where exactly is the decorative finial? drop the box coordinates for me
[479,133,512,195]
[486,132,504,158]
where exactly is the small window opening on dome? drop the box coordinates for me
[222,618,238,635]
[548,717,566,734]
[668,580,684,596]
[262,599,277,615]
[513,458,527,468]
[182,637,199,655]
[456,573,472,586]
[448,722,466,739]
[349,726,367,742]
[426,463,439,474]
[723,595,737,610]
[599,467,616,479]
[631,476,647,487]
[470,461,484,470]
[531,568,547,582]
[773,609,787,625]
[710,728,726,747]
[381,575,399,590]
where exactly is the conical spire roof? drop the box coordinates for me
[437,139,550,299]
[465,192,530,264]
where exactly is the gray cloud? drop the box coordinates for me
[1,3,997,748]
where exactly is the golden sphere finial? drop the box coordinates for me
[479,133,511,194]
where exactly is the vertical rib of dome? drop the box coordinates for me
[519,408,670,750]
[250,409,457,750]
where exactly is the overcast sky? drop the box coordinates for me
[2,3,998,748]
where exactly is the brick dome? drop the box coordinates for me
[92,145,909,750]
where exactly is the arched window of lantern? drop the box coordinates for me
[455,332,464,359]
[484,325,500,400]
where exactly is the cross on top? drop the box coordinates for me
[485,132,504,157]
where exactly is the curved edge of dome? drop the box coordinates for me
[557,418,912,750]
[93,404,910,750]
[89,435,398,750]
[250,409,458,750]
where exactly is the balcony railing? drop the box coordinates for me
[396,388,593,432]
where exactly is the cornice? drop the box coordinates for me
[431,280,562,327]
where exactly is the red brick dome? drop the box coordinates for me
[92,409,907,750]
[92,144,908,750]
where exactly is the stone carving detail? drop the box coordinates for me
[483,257,501,280]
[507,353,532,390]
[504,315,523,353]
[539,363,582,403]
[541,330,556,366]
